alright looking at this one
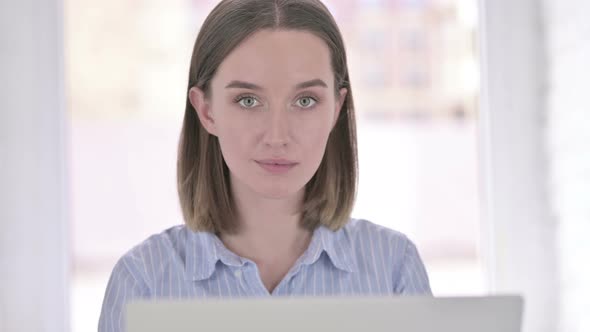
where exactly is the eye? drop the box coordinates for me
[235,95,261,108]
[295,96,317,109]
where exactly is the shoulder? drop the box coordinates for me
[342,217,411,250]
[99,225,190,331]
[340,217,414,271]
[123,224,188,261]
[121,224,187,267]
[110,225,190,289]
[341,218,431,294]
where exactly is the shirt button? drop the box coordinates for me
[234,270,242,278]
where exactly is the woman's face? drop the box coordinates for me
[190,29,347,201]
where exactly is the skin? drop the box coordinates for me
[189,29,347,293]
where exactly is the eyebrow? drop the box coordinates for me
[295,79,328,90]
[225,79,328,91]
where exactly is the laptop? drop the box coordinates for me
[127,295,523,332]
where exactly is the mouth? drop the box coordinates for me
[255,159,298,174]
[255,158,297,165]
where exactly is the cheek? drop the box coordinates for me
[215,116,252,165]
[298,117,333,163]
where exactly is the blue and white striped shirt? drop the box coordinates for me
[98,218,431,332]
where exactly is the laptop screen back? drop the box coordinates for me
[127,295,523,332]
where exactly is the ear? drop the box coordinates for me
[332,88,348,129]
[189,87,217,136]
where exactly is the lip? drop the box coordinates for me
[256,158,297,165]
[255,159,298,174]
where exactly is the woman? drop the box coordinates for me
[99,0,431,331]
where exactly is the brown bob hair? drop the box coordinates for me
[177,0,358,235]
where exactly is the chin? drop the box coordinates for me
[251,182,304,200]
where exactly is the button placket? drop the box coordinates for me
[239,262,269,296]
[232,267,251,297]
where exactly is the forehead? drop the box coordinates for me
[213,29,334,87]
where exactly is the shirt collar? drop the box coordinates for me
[185,223,355,281]
[185,230,246,281]
[299,224,356,273]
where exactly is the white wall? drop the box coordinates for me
[0,0,69,331]
[478,1,558,332]
[543,0,590,331]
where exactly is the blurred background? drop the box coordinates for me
[65,1,482,330]
[1,0,588,331]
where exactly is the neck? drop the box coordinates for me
[220,180,312,264]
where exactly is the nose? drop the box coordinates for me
[263,108,290,148]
